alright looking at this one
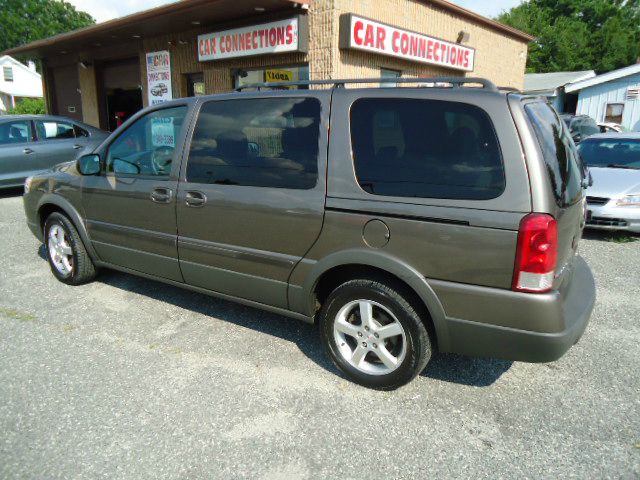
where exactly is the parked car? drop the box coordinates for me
[0,115,108,189]
[578,132,640,233]
[560,114,600,144]
[598,122,626,134]
[150,83,169,97]
[23,78,595,390]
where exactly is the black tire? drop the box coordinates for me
[44,212,96,285]
[319,278,432,390]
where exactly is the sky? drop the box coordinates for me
[67,0,524,24]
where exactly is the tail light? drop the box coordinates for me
[512,213,558,293]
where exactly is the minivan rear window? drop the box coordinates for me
[525,103,583,207]
[350,98,505,200]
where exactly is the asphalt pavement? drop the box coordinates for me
[0,190,638,479]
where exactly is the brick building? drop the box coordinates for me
[5,0,533,131]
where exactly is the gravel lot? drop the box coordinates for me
[0,190,638,479]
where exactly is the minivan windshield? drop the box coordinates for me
[577,138,640,170]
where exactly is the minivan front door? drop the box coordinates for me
[81,105,190,281]
[176,93,329,308]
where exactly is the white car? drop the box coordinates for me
[578,132,640,233]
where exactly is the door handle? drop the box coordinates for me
[23,148,34,155]
[185,191,207,207]
[73,144,83,150]
[150,187,173,204]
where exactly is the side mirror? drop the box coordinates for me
[572,133,582,144]
[77,154,101,175]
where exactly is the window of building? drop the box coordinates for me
[350,98,505,200]
[106,106,187,176]
[234,65,310,90]
[604,103,624,125]
[0,121,32,145]
[36,121,76,140]
[525,102,583,207]
[380,68,401,87]
[3,66,13,82]
[187,97,320,189]
[186,73,205,97]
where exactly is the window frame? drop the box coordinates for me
[3,66,13,82]
[0,120,34,145]
[348,96,507,202]
[603,102,625,125]
[101,103,191,180]
[184,95,323,190]
[35,120,77,141]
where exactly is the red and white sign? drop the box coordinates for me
[340,15,475,72]
[198,18,301,62]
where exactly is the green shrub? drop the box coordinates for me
[7,98,46,115]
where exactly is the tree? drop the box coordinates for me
[0,0,95,53]
[7,98,46,115]
[497,0,640,73]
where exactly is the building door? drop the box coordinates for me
[49,65,83,121]
[101,58,143,131]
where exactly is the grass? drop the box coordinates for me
[604,233,638,243]
[0,307,35,322]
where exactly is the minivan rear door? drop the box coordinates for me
[176,91,330,309]
[523,101,585,281]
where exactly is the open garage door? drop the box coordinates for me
[101,58,143,132]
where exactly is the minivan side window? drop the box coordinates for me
[350,98,505,200]
[186,97,320,190]
[525,103,582,207]
[106,106,187,176]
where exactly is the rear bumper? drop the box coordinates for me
[432,255,595,363]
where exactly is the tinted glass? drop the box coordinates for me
[525,102,583,206]
[0,121,32,144]
[350,98,504,200]
[106,106,187,176]
[74,125,90,137]
[578,138,640,169]
[187,98,320,189]
[578,117,599,137]
[36,121,75,140]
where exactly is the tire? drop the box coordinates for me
[319,278,432,390]
[44,212,96,285]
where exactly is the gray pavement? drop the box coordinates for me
[0,190,638,479]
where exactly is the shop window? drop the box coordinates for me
[187,97,320,189]
[234,65,309,90]
[380,68,401,87]
[604,103,624,125]
[3,66,13,82]
[350,98,505,200]
[186,73,205,97]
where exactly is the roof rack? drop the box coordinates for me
[235,77,498,92]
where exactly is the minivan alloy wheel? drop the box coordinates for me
[333,299,407,375]
[47,223,73,275]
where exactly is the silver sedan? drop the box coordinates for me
[579,132,640,233]
[0,115,108,189]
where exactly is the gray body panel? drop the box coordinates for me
[22,85,595,365]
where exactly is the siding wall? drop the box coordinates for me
[576,72,640,132]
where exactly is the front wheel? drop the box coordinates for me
[44,212,96,285]
[319,278,432,390]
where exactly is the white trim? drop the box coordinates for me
[565,64,640,93]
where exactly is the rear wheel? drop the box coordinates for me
[319,278,432,390]
[44,212,96,285]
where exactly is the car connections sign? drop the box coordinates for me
[340,14,475,72]
[198,16,308,61]
[146,50,173,106]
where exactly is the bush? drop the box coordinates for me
[7,98,46,115]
